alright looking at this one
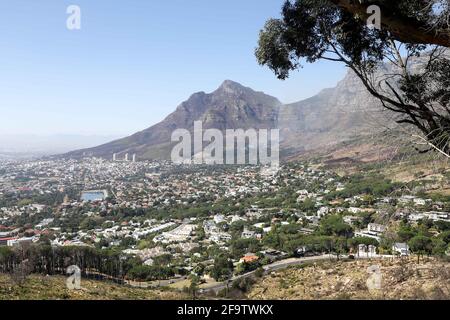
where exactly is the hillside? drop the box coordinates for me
[0,274,187,300]
[278,68,394,157]
[63,67,400,161]
[248,258,450,300]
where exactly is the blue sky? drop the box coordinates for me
[0,0,346,136]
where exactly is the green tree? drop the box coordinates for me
[397,224,417,242]
[210,254,234,282]
[349,236,379,250]
[153,254,172,267]
[298,197,316,212]
[328,0,450,46]
[432,238,448,257]
[408,235,433,263]
[80,217,102,230]
[319,215,353,238]
[120,237,137,248]
[188,274,200,300]
[256,0,450,156]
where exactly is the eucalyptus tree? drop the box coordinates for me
[256,0,450,156]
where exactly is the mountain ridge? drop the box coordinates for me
[64,80,282,160]
[62,71,394,161]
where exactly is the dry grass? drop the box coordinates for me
[248,258,450,300]
[0,274,188,300]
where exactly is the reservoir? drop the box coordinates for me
[81,190,108,202]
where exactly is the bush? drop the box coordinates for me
[126,265,174,281]
[232,277,256,293]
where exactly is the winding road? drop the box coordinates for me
[199,254,337,294]
[87,254,394,291]
[198,254,395,294]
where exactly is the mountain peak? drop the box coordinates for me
[64,80,281,160]
[217,80,246,92]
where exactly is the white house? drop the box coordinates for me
[343,216,362,226]
[413,198,430,206]
[392,243,410,256]
[348,207,363,214]
[242,228,256,239]
[213,215,226,224]
[317,207,329,218]
[367,223,387,234]
[358,244,377,257]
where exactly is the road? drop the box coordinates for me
[87,254,394,290]
[198,254,395,294]
[199,254,336,294]
[83,270,188,289]
[120,255,336,290]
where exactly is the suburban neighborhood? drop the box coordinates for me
[0,157,449,294]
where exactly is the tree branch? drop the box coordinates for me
[329,0,450,47]
[412,134,450,158]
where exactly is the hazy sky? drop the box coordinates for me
[0,0,347,136]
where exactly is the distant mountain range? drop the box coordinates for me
[0,134,122,159]
[63,70,399,161]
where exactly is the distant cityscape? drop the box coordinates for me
[0,157,448,296]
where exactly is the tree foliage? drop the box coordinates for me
[319,215,353,238]
[329,0,450,47]
[210,254,234,281]
[256,0,450,156]
[408,235,433,263]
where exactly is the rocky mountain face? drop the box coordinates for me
[64,72,397,161]
[64,80,282,160]
[279,68,397,157]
